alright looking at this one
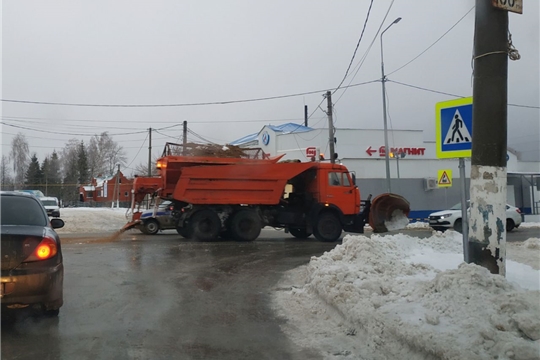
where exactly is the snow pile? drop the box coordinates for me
[385,209,410,231]
[55,207,130,233]
[521,222,540,229]
[275,232,540,360]
[524,238,540,249]
[406,221,430,229]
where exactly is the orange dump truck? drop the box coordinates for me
[125,143,409,242]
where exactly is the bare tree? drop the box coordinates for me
[10,132,30,188]
[132,158,159,177]
[88,132,127,177]
[1,155,14,190]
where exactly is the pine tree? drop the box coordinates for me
[61,156,79,204]
[25,154,43,190]
[77,141,89,184]
[43,151,62,198]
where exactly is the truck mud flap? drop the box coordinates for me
[369,193,410,233]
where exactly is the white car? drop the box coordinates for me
[39,196,61,217]
[429,201,522,233]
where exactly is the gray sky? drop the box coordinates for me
[1,0,539,175]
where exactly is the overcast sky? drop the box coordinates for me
[1,0,539,175]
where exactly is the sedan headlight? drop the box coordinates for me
[439,213,452,219]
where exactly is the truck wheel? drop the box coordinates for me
[289,227,312,239]
[176,225,193,238]
[314,212,342,242]
[230,210,261,242]
[191,210,221,241]
[144,219,160,235]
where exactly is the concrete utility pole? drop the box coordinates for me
[469,0,509,275]
[148,128,152,177]
[380,17,401,194]
[183,121,188,156]
[326,91,335,164]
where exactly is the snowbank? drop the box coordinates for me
[275,232,540,360]
[55,207,130,233]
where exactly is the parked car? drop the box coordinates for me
[39,196,61,217]
[429,201,522,233]
[1,191,65,316]
[138,201,184,235]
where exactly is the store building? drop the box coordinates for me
[231,123,540,219]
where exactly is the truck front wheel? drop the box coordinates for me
[191,210,221,241]
[176,222,193,238]
[230,210,261,242]
[314,212,342,242]
[289,227,312,239]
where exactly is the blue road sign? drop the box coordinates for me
[435,97,473,158]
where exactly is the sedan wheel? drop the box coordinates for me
[144,219,160,235]
[506,219,515,232]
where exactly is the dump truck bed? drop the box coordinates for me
[171,161,318,205]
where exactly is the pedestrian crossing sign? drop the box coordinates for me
[435,97,473,158]
[437,169,452,187]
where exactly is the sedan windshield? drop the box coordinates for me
[40,200,57,206]
[1,196,48,226]
[449,200,470,210]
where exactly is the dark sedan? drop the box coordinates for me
[1,191,65,316]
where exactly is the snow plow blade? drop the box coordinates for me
[369,193,410,233]
[120,220,141,232]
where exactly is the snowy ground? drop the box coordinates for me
[54,207,132,234]
[56,208,540,359]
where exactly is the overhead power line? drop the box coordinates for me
[387,6,475,76]
[334,0,374,93]
[334,0,395,104]
[0,122,182,137]
[388,80,540,109]
[0,80,379,108]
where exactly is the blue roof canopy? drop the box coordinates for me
[230,123,313,145]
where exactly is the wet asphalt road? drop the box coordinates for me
[2,227,536,360]
[2,229,337,360]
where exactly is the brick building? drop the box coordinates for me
[79,171,134,206]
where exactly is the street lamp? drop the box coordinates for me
[380,17,401,193]
[389,151,406,179]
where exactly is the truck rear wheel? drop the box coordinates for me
[289,227,312,239]
[230,210,261,242]
[314,212,342,242]
[191,210,221,241]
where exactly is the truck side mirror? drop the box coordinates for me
[351,173,356,185]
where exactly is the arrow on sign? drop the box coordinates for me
[366,146,377,156]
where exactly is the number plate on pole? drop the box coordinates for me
[492,0,523,14]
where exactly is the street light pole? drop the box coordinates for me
[380,17,401,194]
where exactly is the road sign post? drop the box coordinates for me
[436,98,473,262]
